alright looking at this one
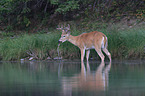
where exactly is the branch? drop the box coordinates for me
[44,1,48,13]
[26,49,39,59]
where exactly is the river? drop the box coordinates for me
[0,60,145,96]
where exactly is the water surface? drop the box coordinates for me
[0,60,145,96]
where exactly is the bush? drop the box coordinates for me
[0,0,144,30]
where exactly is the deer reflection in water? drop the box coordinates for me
[61,61,111,96]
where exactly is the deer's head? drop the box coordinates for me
[57,24,71,43]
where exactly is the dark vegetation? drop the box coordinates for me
[0,0,145,31]
[0,0,145,61]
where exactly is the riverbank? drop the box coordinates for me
[0,24,145,61]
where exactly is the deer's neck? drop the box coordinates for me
[68,35,78,46]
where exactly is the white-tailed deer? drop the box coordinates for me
[57,24,111,62]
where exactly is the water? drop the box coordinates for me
[0,60,145,96]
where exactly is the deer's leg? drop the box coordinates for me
[86,50,90,62]
[95,47,105,62]
[102,48,111,62]
[86,61,90,73]
[81,49,85,62]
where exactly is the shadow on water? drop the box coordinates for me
[0,60,145,96]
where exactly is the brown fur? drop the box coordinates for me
[59,30,111,62]
[70,31,107,49]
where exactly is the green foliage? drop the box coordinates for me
[0,0,145,30]
[0,0,80,30]
[55,0,79,14]
[23,16,31,27]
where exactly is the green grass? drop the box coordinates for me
[0,33,60,60]
[104,25,145,59]
[0,25,144,61]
